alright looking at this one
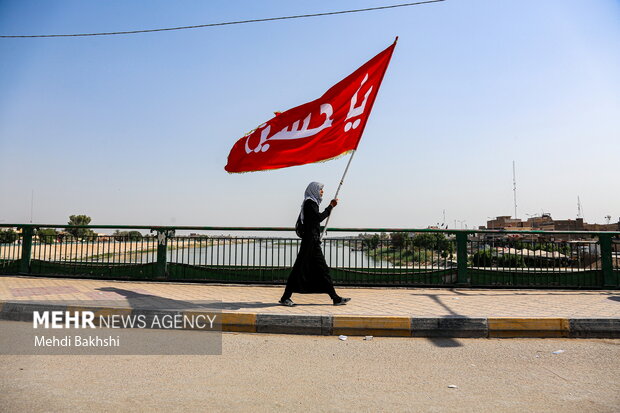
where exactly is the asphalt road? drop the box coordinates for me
[1,324,619,412]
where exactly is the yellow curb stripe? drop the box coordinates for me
[333,315,411,337]
[183,311,221,331]
[65,306,132,326]
[488,318,569,338]
[183,311,256,333]
[220,312,257,333]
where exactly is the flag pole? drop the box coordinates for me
[320,36,398,240]
[321,150,357,240]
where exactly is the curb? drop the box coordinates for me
[333,315,410,337]
[488,318,570,338]
[0,301,618,338]
[411,318,488,338]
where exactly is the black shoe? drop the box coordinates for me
[333,297,351,306]
[279,299,296,307]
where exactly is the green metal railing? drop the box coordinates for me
[0,224,618,288]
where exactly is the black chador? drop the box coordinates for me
[280,182,350,306]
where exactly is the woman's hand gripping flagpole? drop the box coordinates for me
[320,150,357,240]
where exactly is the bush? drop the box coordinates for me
[37,228,58,244]
[412,247,435,264]
[113,230,143,241]
[497,253,525,268]
[512,241,571,256]
[472,250,493,266]
[0,229,17,244]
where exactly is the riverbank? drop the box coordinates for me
[0,239,257,261]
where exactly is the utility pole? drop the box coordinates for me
[512,161,517,219]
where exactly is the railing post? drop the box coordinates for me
[154,229,174,280]
[456,231,469,286]
[19,225,34,274]
[599,234,615,287]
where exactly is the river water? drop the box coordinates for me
[165,239,394,269]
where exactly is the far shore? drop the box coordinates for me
[0,238,256,261]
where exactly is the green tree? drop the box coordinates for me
[363,234,380,250]
[472,250,493,266]
[412,233,451,250]
[67,215,94,240]
[410,233,454,259]
[113,230,143,241]
[390,232,409,249]
[497,253,525,268]
[0,229,18,244]
[36,228,59,244]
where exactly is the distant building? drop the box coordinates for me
[481,214,619,233]
[96,233,112,242]
[485,216,523,230]
[583,222,620,231]
[539,218,585,231]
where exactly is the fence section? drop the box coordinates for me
[0,225,618,288]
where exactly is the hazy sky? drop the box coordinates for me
[1,0,619,230]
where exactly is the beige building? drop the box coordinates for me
[482,215,619,232]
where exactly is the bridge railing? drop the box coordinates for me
[0,224,618,288]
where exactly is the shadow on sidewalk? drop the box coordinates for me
[608,296,620,303]
[419,294,461,316]
[96,287,279,311]
[411,290,619,297]
[426,337,463,348]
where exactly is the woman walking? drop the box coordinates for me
[279,182,351,307]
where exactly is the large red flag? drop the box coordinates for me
[225,39,397,173]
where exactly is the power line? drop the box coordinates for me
[0,1,445,38]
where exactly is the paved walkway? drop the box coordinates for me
[1,275,619,317]
[1,275,619,337]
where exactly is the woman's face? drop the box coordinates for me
[320,188,324,197]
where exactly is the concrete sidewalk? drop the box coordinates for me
[1,275,619,337]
